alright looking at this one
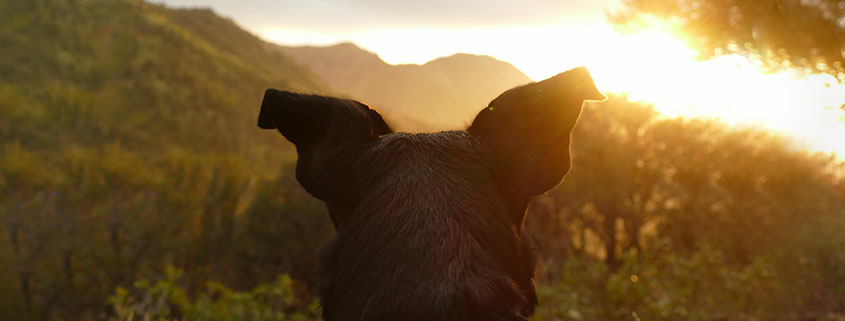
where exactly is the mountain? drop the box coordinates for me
[279,43,532,131]
[0,0,328,156]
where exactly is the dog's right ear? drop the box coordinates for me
[258,89,392,225]
[468,67,604,225]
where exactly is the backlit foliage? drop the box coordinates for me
[613,0,845,78]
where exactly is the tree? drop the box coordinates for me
[613,0,845,78]
[529,95,845,320]
[528,96,678,272]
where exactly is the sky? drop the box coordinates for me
[155,0,619,78]
[157,0,845,157]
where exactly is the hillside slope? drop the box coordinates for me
[0,1,335,319]
[280,43,532,131]
[0,0,328,155]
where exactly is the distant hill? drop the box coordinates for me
[0,0,328,157]
[279,43,532,131]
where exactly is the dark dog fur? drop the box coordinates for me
[257,67,604,321]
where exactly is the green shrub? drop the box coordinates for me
[109,266,321,321]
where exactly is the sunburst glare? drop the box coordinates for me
[262,15,845,156]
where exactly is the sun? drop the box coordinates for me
[580,28,701,116]
[565,19,845,157]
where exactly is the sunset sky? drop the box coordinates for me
[158,0,845,157]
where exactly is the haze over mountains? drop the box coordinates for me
[280,43,531,131]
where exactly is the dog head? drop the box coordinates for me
[258,67,603,320]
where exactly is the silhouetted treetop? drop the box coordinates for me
[613,0,845,77]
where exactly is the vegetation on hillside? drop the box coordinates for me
[0,0,331,319]
[0,0,326,154]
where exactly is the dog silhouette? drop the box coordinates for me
[258,67,604,321]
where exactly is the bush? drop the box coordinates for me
[109,266,321,321]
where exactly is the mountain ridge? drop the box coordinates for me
[278,42,532,131]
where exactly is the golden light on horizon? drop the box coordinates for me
[576,19,845,157]
[261,18,845,157]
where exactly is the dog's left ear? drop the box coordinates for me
[258,89,392,226]
[468,67,604,224]
[257,89,391,152]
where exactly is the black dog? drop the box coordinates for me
[258,67,604,321]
